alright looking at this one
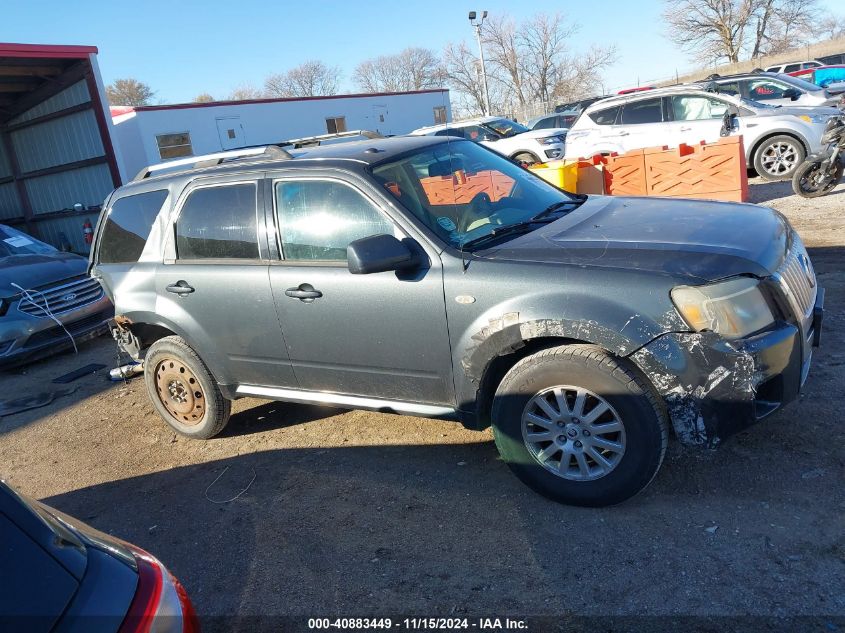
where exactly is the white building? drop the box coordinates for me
[111,89,451,179]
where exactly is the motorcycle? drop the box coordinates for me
[792,116,845,198]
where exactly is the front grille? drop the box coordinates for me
[775,236,817,321]
[16,276,104,316]
[25,311,110,347]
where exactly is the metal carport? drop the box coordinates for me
[0,43,121,254]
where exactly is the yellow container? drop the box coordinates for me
[528,160,579,192]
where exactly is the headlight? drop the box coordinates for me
[798,113,831,124]
[670,277,774,339]
[538,136,565,145]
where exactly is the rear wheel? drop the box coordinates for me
[491,344,668,507]
[791,160,843,198]
[753,135,805,181]
[144,336,231,439]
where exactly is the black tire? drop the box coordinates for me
[512,151,541,166]
[144,336,231,439]
[791,160,843,198]
[491,344,668,507]
[752,135,806,181]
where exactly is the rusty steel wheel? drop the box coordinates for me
[154,357,206,425]
[144,336,231,439]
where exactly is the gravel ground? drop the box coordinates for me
[1,178,843,629]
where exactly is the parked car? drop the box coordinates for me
[92,136,823,507]
[705,71,843,108]
[554,96,609,115]
[765,60,824,73]
[410,116,566,165]
[0,224,112,367]
[0,480,199,632]
[788,65,845,90]
[526,111,579,131]
[617,86,656,95]
[564,84,839,180]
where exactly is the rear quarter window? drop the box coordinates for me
[588,106,619,125]
[97,189,168,264]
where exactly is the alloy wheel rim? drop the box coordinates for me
[521,385,626,481]
[760,142,798,176]
[154,358,205,425]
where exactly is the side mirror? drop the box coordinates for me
[347,234,416,275]
[784,88,801,101]
[720,112,739,137]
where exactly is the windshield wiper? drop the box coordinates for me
[461,197,586,251]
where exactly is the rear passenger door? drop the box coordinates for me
[614,97,668,152]
[156,176,296,388]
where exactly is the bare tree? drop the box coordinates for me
[817,14,845,39]
[353,47,445,92]
[193,93,214,103]
[662,0,823,64]
[264,60,341,97]
[105,78,155,106]
[227,84,265,100]
[481,15,530,107]
[443,41,497,116]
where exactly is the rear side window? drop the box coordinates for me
[588,106,619,125]
[98,190,168,264]
[620,98,664,124]
[175,184,259,260]
[784,64,801,73]
[533,116,556,129]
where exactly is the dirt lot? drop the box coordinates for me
[2,179,843,629]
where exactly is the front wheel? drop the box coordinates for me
[753,135,806,181]
[491,345,668,507]
[791,159,843,198]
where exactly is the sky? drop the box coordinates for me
[2,0,842,104]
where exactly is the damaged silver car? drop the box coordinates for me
[91,136,824,507]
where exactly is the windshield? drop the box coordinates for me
[483,118,530,137]
[371,139,578,250]
[0,225,56,258]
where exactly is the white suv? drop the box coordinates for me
[564,86,839,180]
[410,116,567,165]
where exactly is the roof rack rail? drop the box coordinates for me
[132,145,292,182]
[279,129,383,149]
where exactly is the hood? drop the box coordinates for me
[516,128,568,140]
[0,252,87,299]
[478,195,789,282]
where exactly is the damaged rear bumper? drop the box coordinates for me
[630,311,819,447]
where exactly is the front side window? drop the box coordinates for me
[175,184,259,260]
[714,81,741,96]
[156,133,193,160]
[670,96,729,121]
[326,117,347,134]
[98,189,169,264]
[484,118,530,137]
[620,98,664,124]
[589,106,619,125]
[276,180,395,262]
[532,116,556,129]
[456,124,499,142]
[784,64,801,73]
[746,78,792,100]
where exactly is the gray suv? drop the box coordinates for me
[92,137,824,506]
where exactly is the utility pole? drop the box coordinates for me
[469,10,491,116]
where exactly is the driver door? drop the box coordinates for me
[265,171,454,405]
[664,94,729,147]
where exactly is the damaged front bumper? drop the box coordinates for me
[631,289,823,447]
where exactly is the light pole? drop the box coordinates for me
[469,10,491,116]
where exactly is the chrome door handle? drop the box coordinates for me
[285,283,322,302]
[618,131,630,136]
[166,280,195,295]
[680,126,692,131]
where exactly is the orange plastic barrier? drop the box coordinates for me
[603,149,647,196]
[592,137,748,202]
[419,170,515,206]
[643,137,748,202]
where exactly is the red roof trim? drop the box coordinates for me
[0,42,98,59]
[114,88,449,113]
